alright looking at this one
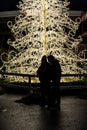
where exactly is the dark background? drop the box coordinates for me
[0,0,87,12]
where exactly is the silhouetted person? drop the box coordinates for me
[48,55,61,109]
[75,11,87,48]
[37,55,51,107]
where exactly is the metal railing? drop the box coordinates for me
[0,72,87,88]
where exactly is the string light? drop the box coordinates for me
[0,0,87,82]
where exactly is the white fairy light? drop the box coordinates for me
[0,0,87,82]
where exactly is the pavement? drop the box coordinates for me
[0,90,87,130]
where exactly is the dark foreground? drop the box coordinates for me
[0,89,87,130]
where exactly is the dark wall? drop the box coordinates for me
[0,0,19,11]
[0,0,87,11]
[70,0,87,11]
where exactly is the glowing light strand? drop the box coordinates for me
[0,0,87,82]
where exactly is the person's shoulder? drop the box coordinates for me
[55,59,60,64]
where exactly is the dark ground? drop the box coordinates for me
[0,86,87,130]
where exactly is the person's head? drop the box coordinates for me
[41,55,47,63]
[81,11,87,21]
[48,55,55,63]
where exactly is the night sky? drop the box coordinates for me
[0,0,87,11]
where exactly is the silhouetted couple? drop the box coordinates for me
[37,55,61,110]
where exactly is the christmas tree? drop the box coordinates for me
[1,0,87,81]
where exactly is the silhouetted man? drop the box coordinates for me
[48,55,61,109]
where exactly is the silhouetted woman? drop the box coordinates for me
[37,55,51,107]
[48,55,61,109]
